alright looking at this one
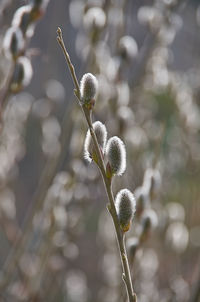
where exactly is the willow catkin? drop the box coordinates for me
[84,121,107,163]
[115,188,136,232]
[80,73,98,104]
[106,136,126,176]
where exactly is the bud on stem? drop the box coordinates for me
[106,136,126,176]
[115,189,136,232]
[80,73,98,108]
[84,121,107,164]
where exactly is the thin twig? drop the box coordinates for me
[57,27,137,302]
[57,28,80,100]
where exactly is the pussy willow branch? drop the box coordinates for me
[57,27,137,302]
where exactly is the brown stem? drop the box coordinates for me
[56,27,80,99]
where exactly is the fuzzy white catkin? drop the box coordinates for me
[106,136,126,176]
[80,73,98,103]
[84,121,107,162]
[141,209,158,231]
[12,5,35,38]
[12,5,32,28]
[115,189,136,231]
[10,56,33,92]
[83,7,106,30]
[3,27,25,60]
[119,35,138,60]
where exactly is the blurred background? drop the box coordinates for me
[0,0,200,301]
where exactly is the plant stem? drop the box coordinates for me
[56,28,80,100]
[57,27,137,302]
[105,179,136,302]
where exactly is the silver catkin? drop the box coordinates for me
[115,188,136,232]
[84,121,107,162]
[80,73,98,103]
[106,136,126,176]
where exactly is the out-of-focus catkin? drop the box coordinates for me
[119,35,138,61]
[10,56,33,93]
[3,27,25,60]
[12,5,34,37]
